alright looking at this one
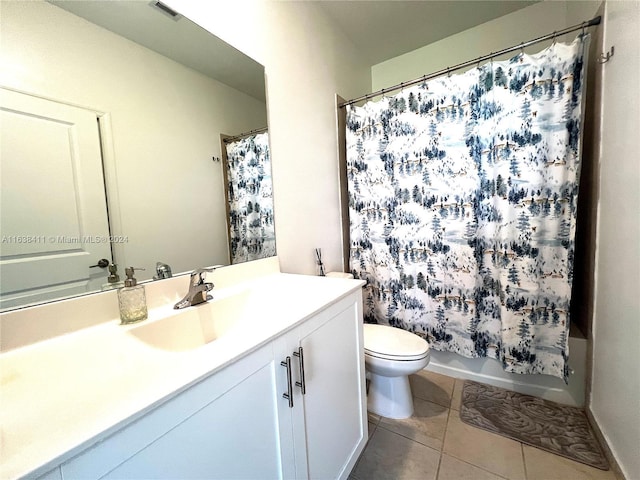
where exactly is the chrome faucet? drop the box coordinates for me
[174,268,215,309]
[154,261,173,280]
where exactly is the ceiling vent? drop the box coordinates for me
[150,1,182,21]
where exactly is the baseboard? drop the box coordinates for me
[585,407,627,480]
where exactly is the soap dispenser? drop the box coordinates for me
[118,267,148,324]
[102,263,125,291]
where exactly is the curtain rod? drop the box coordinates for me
[339,15,601,108]
[223,126,268,144]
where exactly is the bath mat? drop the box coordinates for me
[460,380,609,470]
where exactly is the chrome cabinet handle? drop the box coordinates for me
[281,356,293,408]
[293,347,306,395]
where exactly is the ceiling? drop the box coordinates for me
[49,0,266,101]
[50,1,538,99]
[317,1,538,65]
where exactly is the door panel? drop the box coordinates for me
[294,298,367,480]
[0,89,111,308]
[101,364,285,480]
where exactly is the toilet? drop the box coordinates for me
[363,323,430,419]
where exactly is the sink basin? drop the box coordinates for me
[128,291,252,351]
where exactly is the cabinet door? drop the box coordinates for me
[62,343,295,480]
[291,293,368,480]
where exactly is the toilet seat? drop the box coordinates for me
[364,324,429,361]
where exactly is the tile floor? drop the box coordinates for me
[349,371,618,480]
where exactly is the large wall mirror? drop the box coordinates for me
[0,0,275,310]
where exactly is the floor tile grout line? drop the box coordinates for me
[352,420,379,479]
[411,395,453,410]
[375,394,450,450]
[442,450,517,480]
[443,409,522,480]
[435,450,444,480]
[436,380,455,480]
[440,452,514,480]
[435,406,453,479]
[375,421,444,453]
[521,441,528,480]
[438,404,515,480]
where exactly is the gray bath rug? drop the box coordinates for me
[460,380,609,470]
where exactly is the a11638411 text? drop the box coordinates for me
[1,235,128,244]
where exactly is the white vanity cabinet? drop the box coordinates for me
[60,342,295,480]
[53,289,365,480]
[282,292,368,480]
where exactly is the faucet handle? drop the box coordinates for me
[190,267,216,285]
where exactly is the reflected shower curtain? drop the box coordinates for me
[346,36,588,380]
[225,132,275,264]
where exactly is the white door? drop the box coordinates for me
[0,88,111,309]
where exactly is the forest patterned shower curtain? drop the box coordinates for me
[225,132,275,264]
[346,35,589,380]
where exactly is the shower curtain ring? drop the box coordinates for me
[581,21,587,36]
[552,32,557,46]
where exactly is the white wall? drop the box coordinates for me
[372,1,600,91]
[0,1,267,279]
[163,0,371,275]
[591,2,640,479]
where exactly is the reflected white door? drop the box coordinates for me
[0,88,111,308]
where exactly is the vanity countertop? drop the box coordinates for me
[0,272,365,480]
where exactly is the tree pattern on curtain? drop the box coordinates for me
[346,36,588,380]
[225,132,275,264]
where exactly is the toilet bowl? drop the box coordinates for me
[364,323,430,419]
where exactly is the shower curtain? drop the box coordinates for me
[225,132,275,264]
[346,35,588,380]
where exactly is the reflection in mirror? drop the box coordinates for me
[221,129,275,264]
[0,0,275,310]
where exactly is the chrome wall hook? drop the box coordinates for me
[597,46,615,64]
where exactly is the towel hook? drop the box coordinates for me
[597,46,615,64]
